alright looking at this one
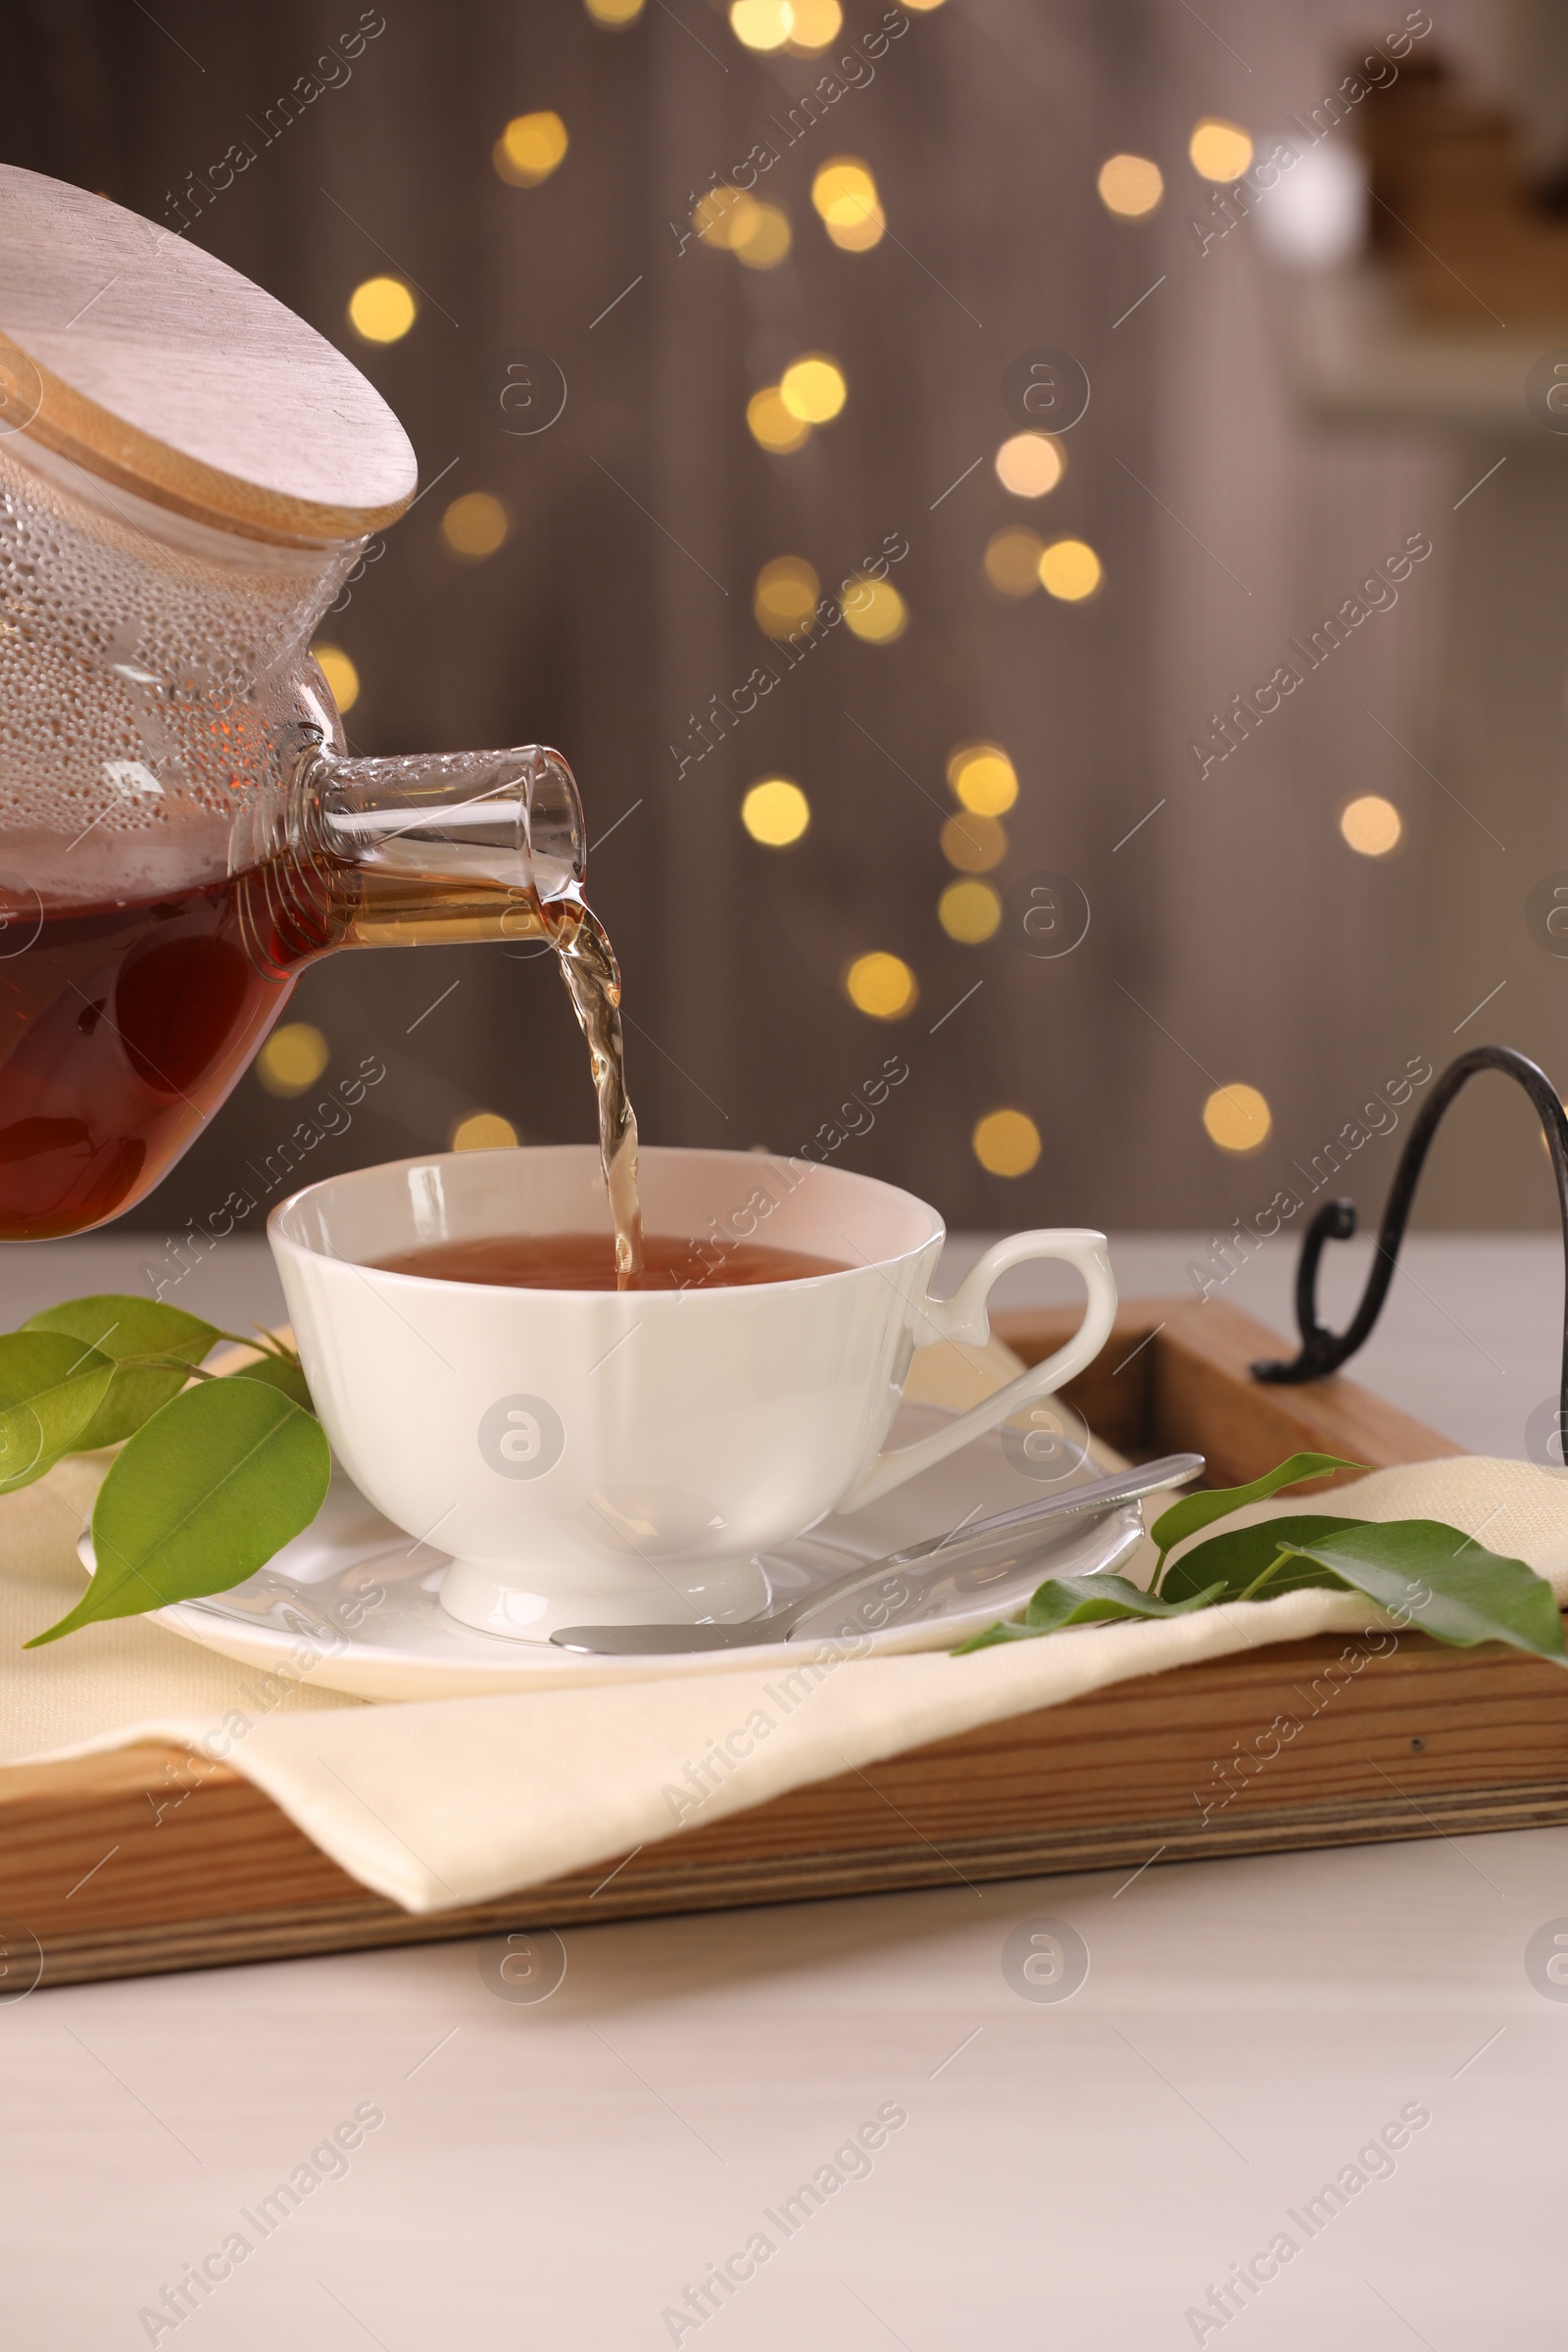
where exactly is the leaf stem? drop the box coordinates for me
[1234,1550,1293,1604]
[213,1327,301,1366]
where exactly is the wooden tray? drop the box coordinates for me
[5,1298,1563,1991]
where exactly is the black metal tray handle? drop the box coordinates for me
[1251,1046,1568,1441]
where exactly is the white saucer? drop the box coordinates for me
[76,1402,1144,1698]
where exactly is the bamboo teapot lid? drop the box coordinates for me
[0,165,417,546]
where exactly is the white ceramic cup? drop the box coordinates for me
[269,1145,1117,1641]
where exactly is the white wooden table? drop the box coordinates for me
[4,1234,1565,2350]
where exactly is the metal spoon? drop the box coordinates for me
[549,1452,1203,1655]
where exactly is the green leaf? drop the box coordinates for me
[1151,1452,1366,1572]
[22,1293,217,1359]
[1159,1514,1368,1604]
[1274,1521,1568,1666]
[0,1331,117,1494]
[25,1378,330,1646]
[225,1352,313,1410]
[22,1295,218,1449]
[953,1574,1229,1653]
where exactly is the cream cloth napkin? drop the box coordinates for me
[7,1345,1568,1915]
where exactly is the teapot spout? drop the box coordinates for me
[237,740,588,971]
[304,741,585,905]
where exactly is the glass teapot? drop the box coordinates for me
[0,166,588,1242]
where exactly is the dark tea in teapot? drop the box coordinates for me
[0,873,279,1240]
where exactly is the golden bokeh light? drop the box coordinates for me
[585,0,644,22]
[811,159,876,220]
[941,811,1006,872]
[312,643,360,711]
[845,952,917,1020]
[1038,537,1102,601]
[786,0,842,49]
[257,1022,329,1099]
[1097,153,1164,218]
[441,491,511,560]
[733,201,791,268]
[347,275,416,343]
[494,111,569,187]
[995,431,1064,499]
[1341,795,1402,857]
[452,1111,520,1152]
[984,526,1046,597]
[1202,1084,1272,1153]
[1189,117,1253,182]
[939,879,1002,943]
[948,743,1019,816]
[903,0,946,10]
[730,0,794,50]
[811,158,884,250]
[827,199,886,251]
[973,1108,1042,1177]
[742,778,810,846]
[842,578,906,644]
[694,186,749,247]
[779,354,847,423]
[754,555,820,636]
[747,386,812,454]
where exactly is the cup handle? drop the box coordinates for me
[835,1227,1118,1513]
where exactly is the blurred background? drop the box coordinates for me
[8,0,1568,1249]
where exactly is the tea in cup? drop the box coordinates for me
[270,1145,1117,1639]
